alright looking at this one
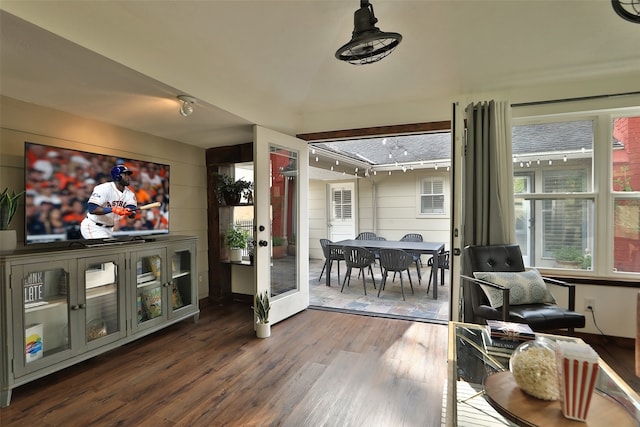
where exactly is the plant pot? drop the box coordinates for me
[223,192,241,206]
[555,260,581,269]
[256,322,270,338]
[272,245,286,259]
[0,230,17,252]
[229,248,243,262]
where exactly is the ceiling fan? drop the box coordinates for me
[335,0,402,65]
[612,0,640,23]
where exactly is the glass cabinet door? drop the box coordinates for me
[134,250,165,331]
[169,246,194,317]
[14,263,73,376]
[81,255,125,349]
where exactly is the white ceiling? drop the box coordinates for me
[1,1,639,149]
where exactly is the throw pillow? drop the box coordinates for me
[473,269,556,308]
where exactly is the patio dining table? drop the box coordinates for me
[327,239,446,299]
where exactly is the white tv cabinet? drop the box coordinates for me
[0,235,199,407]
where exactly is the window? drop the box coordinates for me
[331,188,352,220]
[611,115,640,274]
[513,113,640,278]
[512,120,594,271]
[420,177,445,214]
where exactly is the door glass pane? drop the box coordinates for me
[85,262,118,342]
[136,255,162,323]
[23,268,69,362]
[171,249,192,309]
[270,145,298,296]
[331,187,353,220]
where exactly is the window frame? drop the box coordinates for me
[512,108,640,281]
[418,176,446,215]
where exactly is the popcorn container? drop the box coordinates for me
[555,341,599,422]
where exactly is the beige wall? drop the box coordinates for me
[309,169,451,258]
[0,96,210,297]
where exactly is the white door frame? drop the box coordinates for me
[254,125,309,325]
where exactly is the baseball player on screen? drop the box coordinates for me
[80,164,138,239]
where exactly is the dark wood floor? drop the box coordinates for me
[1,300,637,426]
[0,300,448,426]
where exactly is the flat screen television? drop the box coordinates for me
[24,141,170,244]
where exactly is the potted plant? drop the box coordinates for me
[253,290,271,338]
[225,225,250,262]
[553,246,584,269]
[0,188,24,251]
[271,235,286,259]
[287,234,296,256]
[215,173,253,205]
[247,239,256,265]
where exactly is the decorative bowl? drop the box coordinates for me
[509,337,559,400]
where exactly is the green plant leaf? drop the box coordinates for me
[0,188,24,230]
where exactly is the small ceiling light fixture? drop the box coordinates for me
[335,0,402,65]
[177,95,196,117]
[612,0,640,24]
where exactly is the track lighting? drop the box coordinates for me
[177,95,196,117]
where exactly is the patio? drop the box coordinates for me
[308,257,450,323]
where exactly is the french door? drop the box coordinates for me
[253,126,309,325]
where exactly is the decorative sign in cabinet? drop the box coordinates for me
[0,236,198,407]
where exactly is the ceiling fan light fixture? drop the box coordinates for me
[177,95,196,117]
[611,0,640,23]
[336,0,402,65]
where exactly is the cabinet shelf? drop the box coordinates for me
[221,260,253,266]
[25,298,66,313]
[220,203,253,207]
[136,280,161,289]
[172,271,190,279]
[86,284,117,299]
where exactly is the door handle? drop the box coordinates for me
[258,240,269,247]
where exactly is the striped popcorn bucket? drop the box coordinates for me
[555,341,599,422]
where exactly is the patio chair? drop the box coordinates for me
[371,236,386,276]
[378,248,414,301]
[341,246,377,295]
[399,233,423,282]
[318,239,344,285]
[427,250,449,292]
[462,244,585,333]
[356,232,377,240]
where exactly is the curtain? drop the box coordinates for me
[462,100,515,247]
[460,100,515,321]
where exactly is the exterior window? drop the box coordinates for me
[331,188,352,220]
[420,178,445,214]
[611,115,640,273]
[512,120,594,271]
[514,174,533,263]
[541,170,590,259]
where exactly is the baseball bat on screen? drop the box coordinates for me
[138,202,161,210]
